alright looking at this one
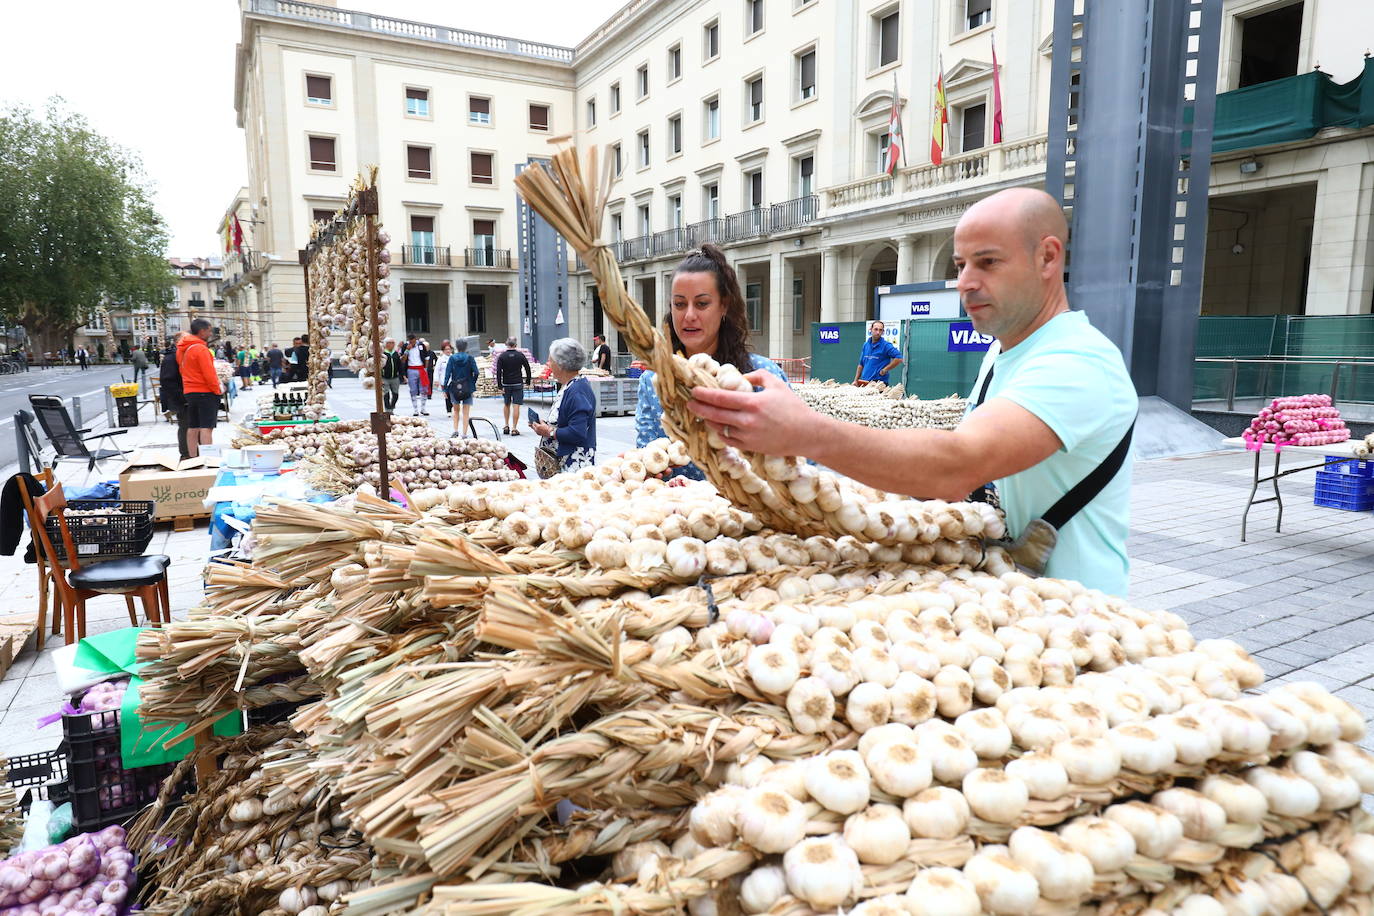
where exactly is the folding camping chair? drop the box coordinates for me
[28,395,130,472]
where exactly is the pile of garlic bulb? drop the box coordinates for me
[795,380,967,431]
[233,418,369,461]
[319,421,516,493]
[666,567,1374,914]
[424,438,1008,579]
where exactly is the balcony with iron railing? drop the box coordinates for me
[220,249,265,295]
[822,135,1051,213]
[463,247,512,269]
[770,195,819,232]
[248,0,573,62]
[725,207,770,241]
[687,217,726,247]
[403,244,451,266]
[652,228,688,257]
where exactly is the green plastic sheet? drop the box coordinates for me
[73,627,242,769]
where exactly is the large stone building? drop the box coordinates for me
[74,258,224,357]
[232,0,1374,360]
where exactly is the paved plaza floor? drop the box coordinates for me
[0,376,1370,763]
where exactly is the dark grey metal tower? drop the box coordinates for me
[1045,0,1223,411]
[515,159,570,358]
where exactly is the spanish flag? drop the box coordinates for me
[931,56,949,166]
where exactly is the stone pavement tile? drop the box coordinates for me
[1333,684,1374,708]
[1252,654,1294,679]
[0,678,22,712]
[1282,667,1347,691]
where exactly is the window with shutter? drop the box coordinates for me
[407,146,432,180]
[406,87,430,117]
[306,75,332,104]
[308,136,336,171]
[529,104,549,131]
[748,77,764,122]
[670,115,682,154]
[470,152,493,184]
[800,50,817,99]
[879,11,900,67]
[704,21,720,60]
[312,209,335,224]
[966,0,991,31]
[469,96,491,125]
[961,103,987,152]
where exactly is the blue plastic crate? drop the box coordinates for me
[625,366,644,379]
[1324,455,1374,477]
[1314,470,1374,511]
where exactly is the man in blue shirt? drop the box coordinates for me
[853,320,904,386]
[689,188,1137,595]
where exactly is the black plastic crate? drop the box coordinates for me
[44,499,155,564]
[8,746,69,811]
[63,707,193,832]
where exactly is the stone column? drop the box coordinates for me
[506,284,522,344]
[896,234,918,285]
[1306,160,1374,314]
[821,248,840,323]
[769,250,790,358]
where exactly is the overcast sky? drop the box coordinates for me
[1,0,624,260]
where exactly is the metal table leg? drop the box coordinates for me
[1273,448,1284,533]
[1241,447,1260,542]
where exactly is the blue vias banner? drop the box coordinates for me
[817,326,841,343]
[947,321,995,352]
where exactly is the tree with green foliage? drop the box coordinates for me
[0,99,174,354]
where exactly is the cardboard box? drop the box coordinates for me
[117,450,220,520]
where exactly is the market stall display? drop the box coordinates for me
[111,425,1369,914]
[300,168,393,491]
[1241,394,1350,449]
[794,381,967,431]
[306,417,516,493]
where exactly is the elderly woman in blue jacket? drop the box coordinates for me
[530,337,596,472]
[634,243,787,479]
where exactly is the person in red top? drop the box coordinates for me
[177,318,222,458]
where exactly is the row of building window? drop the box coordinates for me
[585,0,992,129]
[307,136,494,184]
[305,74,552,132]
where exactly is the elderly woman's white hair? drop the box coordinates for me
[547,337,587,373]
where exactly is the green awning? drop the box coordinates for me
[1214,57,1374,153]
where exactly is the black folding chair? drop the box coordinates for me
[28,395,129,472]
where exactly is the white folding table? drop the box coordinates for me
[1222,437,1366,541]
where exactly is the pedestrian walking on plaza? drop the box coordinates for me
[530,338,597,476]
[177,318,222,460]
[442,339,478,437]
[160,342,190,460]
[433,340,452,418]
[404,338,429,415]
[422,339,439,404]
[76,347,89,370]
[293,335,310,385]
[130,346,150,385]
[268,344,282,386]
[495,337,531,435]
[380,338,403,412]
[593,334,612,372]
[236,344,253,389]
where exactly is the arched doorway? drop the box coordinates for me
[852,243,898,319]
[931,235,958,281]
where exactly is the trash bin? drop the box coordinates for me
[110,384,139,428]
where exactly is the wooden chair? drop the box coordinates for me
[23,480,170,643]
[14,467,59,650]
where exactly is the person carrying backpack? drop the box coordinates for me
[159,341,190,460]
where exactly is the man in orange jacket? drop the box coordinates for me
[177,318,222,459]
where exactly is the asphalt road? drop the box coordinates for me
[0,363,140,472]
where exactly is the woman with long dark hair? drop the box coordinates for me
[633,243,788,479]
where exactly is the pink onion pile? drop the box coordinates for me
[1242,394,1350,449]
[0,825,132,915]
